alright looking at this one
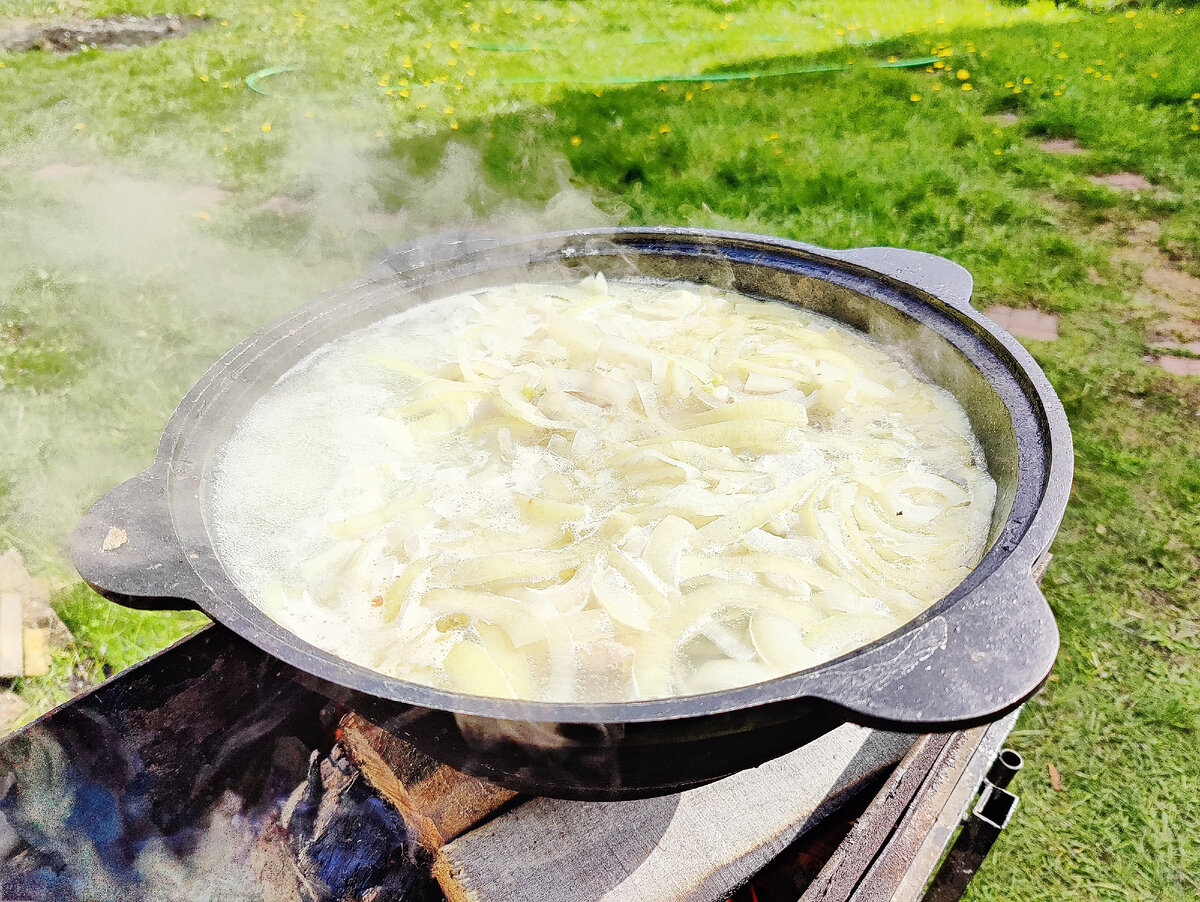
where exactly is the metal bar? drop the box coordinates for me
[798,732,953,902]
[921,784,1019,902]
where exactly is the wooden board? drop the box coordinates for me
[0,593,23,678]
[435,725,915,902]
[339,711,519,852]
[22,628,50,677]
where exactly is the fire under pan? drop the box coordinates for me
[0,624,1023,902]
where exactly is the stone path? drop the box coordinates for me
[984,305,1061,342]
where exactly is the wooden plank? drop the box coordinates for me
[435,725,915,902]
[22,628,51,677]
[0,593,23,678]
[888,711,1020,902]
[798,732,953,902]
[339,711,519,853]
[848,727,986,901]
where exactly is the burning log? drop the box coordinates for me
[339,711,519,853]
[432,725,914,902]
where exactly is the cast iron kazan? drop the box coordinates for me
[71,228,1072,800]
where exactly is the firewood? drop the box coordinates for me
[0,593,22,678]
[434,725,915,902]
[338,711,519,853]
[0,550,72,647]
[22,628,50,677]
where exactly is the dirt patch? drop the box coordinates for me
[0,15,208,53]
[33,162,92,181]
[1088,172,1155,192]
[1040,138,1086,155]
[257,195,309,216]
[986,112,1019,126]
[179,185,230,207]
[984,305,1060,342]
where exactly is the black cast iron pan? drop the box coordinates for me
[71,228,1073,800]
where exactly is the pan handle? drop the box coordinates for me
[813,569,1058,730]
[822,246,976,313]
[70,465,204,611]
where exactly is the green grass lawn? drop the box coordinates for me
[2,1,1199,899]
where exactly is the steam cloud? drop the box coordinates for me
[0,126,619,573]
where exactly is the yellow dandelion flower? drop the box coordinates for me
[1192,93,1199,100]
[424,41,433,49]
[938,48,952,58]
[1054,89,1063,96]
[1151,72,1158,78]
[1058,51,1068,59]
[1005,81,1015,88]
[399,89,410,97]
[1104,73,1112,81]
[448,58,458,67]
[659,125,671,134]
[957,69,970,80]
[763,132,779,142]
[993,149,1002,155]
[1013,87,1022,94]
[1023,77,1032,84]
[1125,9,1136,17]
[962,83,973,92]
[416,101,427,109]
[199,73,209,82]
[910,93,922,102]
[685,91,694,101]
[261,122,271,132]
[466,68,475,77]
[932,83,942,91]
[934,60,945,69]
[570,135,582,146]
[719,22,728,30]
[222,126,232,133]
[888,55,898,63]
[196,211,211,221]
[658,84,668,92]
[379,74,390,86]
[375,131,384,138]
[449,39,462,50]
[450,121,459,130]
[1192,124,1199,131]
[402,56,412,68]
[1135,22,1143,29]
[444,105,455,115]
[1085,67,1094,74]
[74,123,85,131]
[701,83,712,91]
